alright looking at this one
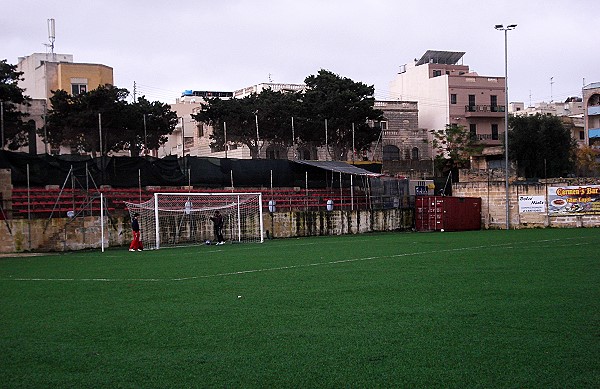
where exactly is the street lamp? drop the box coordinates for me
[495,23,517,230]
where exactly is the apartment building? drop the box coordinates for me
[15,53,113,155]
[17,53,113,100]
[583,82,600,149]
[390,50,506,149]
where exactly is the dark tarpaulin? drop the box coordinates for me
[105,155,185,187]
[0,151,96,186]
[1,151,377,189]
[226,159,294,188]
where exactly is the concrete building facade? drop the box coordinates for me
[15,53,113,155]
[390,50,506,148]
[17,53,113,100]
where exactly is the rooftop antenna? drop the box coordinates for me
[45,18,56,62]
[550,76,554,102]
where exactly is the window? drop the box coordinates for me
[70,78,88,96]
[468,95,475,111]
[433,70,442,77]
[184,136,194,149]
[374,120,387,130]
[411,147,419,160]
[490,95,498,111]
[580,130,585,140]
[382,145,400,161]
[469,124,477,140]
[71,83,87,95]
[491,124,499,140]
[450,94,457,105]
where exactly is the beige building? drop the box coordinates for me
[17,53,113,100]
[15,53,113,155]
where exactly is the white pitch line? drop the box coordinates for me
[1,236,589,283]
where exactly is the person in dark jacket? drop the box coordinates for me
[129,213,143,251]
[209,210,224,245]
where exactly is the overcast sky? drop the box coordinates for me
[2,0,598,106]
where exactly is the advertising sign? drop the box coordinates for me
[548,185,600,215]
[518,196,546,213]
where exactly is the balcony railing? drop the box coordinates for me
[465,105,505,113]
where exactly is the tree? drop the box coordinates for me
[508,114,576,178]
[575,145,599,177]
[194,89,303,159]
[431,124,484,173]
[299,69,382,160]
[123,97,179,156]
[0,59,32,150]
[45,85,177,156]
[194,69,382,160]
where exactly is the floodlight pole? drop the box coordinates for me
[495,23,517,230]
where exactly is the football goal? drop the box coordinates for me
[125,192,264,250]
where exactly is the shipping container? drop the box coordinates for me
[415,196,481,232]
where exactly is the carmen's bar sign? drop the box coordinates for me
[548,185,600,215]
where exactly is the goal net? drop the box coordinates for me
[125,192,264,250]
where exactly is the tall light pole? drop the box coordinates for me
[495,23,517,230]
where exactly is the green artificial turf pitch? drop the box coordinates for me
[1,228,599,388]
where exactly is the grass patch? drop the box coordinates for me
[1,229,599,387]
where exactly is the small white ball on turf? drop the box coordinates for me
[441,229,445,232]
[205,240,211,245]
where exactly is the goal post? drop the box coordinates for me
[125,192,264,250]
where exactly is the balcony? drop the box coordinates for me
[464,105,505,117]
[588,106,600,116]
[475,133,503,146]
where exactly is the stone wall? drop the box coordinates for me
[0,208,414,253]
[0,216,130,253]
[264,208,413,239]
[453,175,600,229]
